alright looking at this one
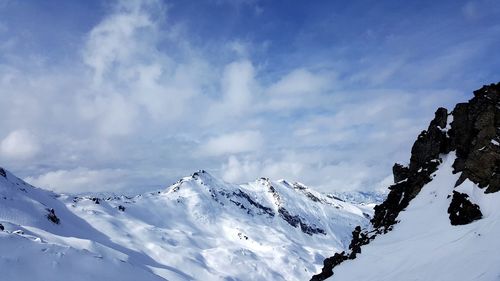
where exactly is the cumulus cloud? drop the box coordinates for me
[0,130,40,160]
[83,0,158,84]
[199,130,264,156]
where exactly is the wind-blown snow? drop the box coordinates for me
[329,153,500,281]
[0,169,370,281]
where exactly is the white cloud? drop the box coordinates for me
[0,130,40,160]
[80,0,210,131]
[199,130,263,156]
[24,167,128,193]
[83,0,157,84]
[78,93,139,137]
[221,155,260,183]
[268,68,332,96]
[264,69,335,111]
[220,154,387,193]
[0,0,490,195]
[219,60,257,113]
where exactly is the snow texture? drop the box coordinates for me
[0,169,370,281]
[329,153,500,281]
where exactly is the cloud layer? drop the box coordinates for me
[1,0,499,193]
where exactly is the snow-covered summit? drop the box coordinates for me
[0,166,370,281]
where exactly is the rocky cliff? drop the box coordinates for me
[311,82,500,280]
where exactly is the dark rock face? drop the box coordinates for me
[47,208,60,224]
[0,223,4,231]
[218,189,276,217]
[409,108,451,171]
[310,252,348,281]
[449,83,500,193]
[448,191,482,225]
[371,106,448,231]
[263,179,326,235]
[347,226,372,259]
[392,164,409,183]
[0,168,6,178]
[312,82,500,281]
[278,207,326,236]
[118,205,126,212]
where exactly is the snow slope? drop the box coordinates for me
[329,153,500,281]
[0,168,370,281]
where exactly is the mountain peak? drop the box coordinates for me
[0,166,371,281]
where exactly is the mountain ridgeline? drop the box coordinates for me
[0,164,372,281]
[312,82,500,280]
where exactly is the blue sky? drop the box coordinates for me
[0,0,499,193]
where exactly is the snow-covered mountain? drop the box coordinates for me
[312,82,500,281]
[0,167,371,281]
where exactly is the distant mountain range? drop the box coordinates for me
[0,166,371,281]
[2,82,500,281]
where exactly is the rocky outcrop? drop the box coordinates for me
[450,84,500,193]
[392,164,409,183]
[448,191,482,225]
[264,179,326,235]
[278,207,326,235]
[0,168,6,178]
[312,82,500,280]
[371,107,448,231]
[225,189,275,217]
[347,226,372,259]
[47,208,60,224]
[311,252,348,281]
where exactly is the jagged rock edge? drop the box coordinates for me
[311,82,500,281]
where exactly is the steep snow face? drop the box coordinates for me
[0,169,370,281]
[329,153,500,281]
[0,169,166,281]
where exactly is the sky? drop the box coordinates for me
[0,0,499,194]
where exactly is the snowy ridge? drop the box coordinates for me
[330,153,500,281]
[312,82,500,281]
[0,168,370,281]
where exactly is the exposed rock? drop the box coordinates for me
[304,191,322,203]
[392,163,409,183]
[292,182,307,190]
[0,223,4,231]
[431,107,449,129]
[409,108,450,171]
[0,168,6,178]
[312,82,500,280]
[449,83,500,193]
[310,252,348,281]
[372,116,445,231]
[278,207,326,236]
[91,197,100,204]
[448,191,482,225]
[219,189,275,217]
[347,226,372,259]
[47,208,60,224]
[118,205,126,212]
